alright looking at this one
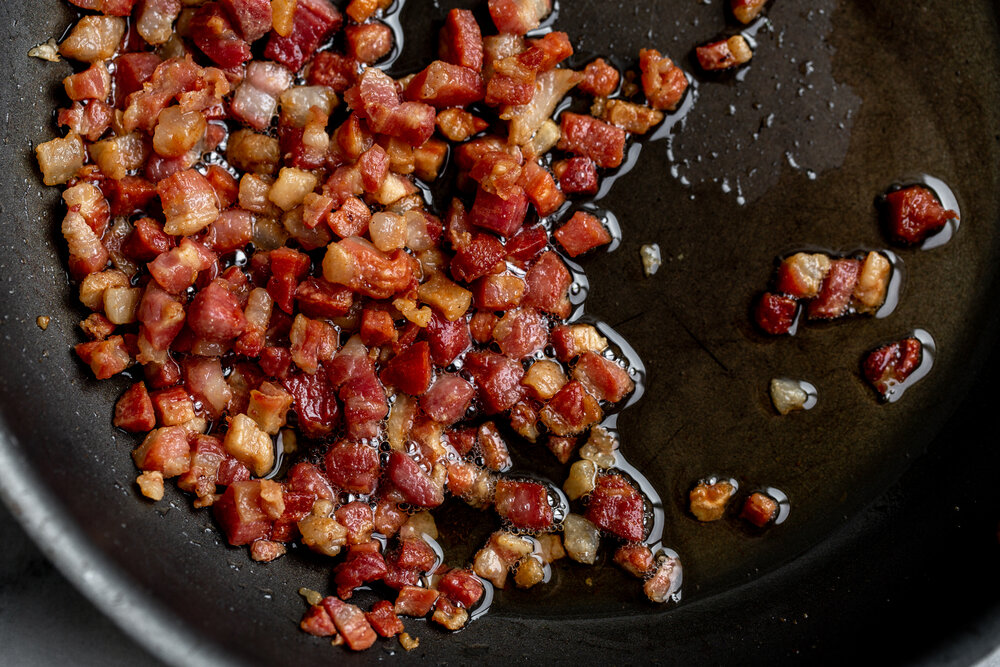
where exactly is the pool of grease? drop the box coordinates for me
[3,0,1000,664]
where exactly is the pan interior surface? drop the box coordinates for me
[0,0,998,664]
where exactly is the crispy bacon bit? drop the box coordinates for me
[863,336,923,400]
[853,251,891,312]
[494,479,553,530]
[394,585,440,618]
[882,185,958,245]
[37,0,708,644]
[523,250,572,319]
[300,604,337,637]
[133,425,191,478]
[572,352,633,403]
[231,61,293,131]
[136,0,181,45]
[188,279,248,342]
[580,58,620,97]
[60,16,126,63]
[37,132,86,186]
[539,380,602,436]
[158,169,221,236]
[776,253,832,300]
[420,375,475,425]
[64,63,112,102]
[474,531,533,588]
[585,474,645,542]
[323,237,417,299]
[488,0,552,35]
[740,492,779,527]
[366,600,404,638]
[115,382,157,432]
[190,2,252,68]
[644,555,682,603]
[265,0,344,72]
[505,69,582,147]
[807,258,861,320]
[754,292,798,335]
[324,441,380,494]
[440,9,483,70]
[464,351,524,414]
[696,35,754,71]
[345,23,394,64]
[148,238,216,294]
[224,413,275,477]
[136,470,165,501]
[334,543,388,598]
[322,597,377,651]
[554,211,611,257]
[639,48,689,111]
[437,569,484,608]
[689,480,736,522]
[598,99,664,135]
[732,0,768,24]
[386,451,444,508]
[406,61,485,108]
[557,112,626,169]
[184,356,234,418]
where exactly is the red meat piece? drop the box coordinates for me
[585,474,645,542]
[488,0,552,35]
[539,380,602,436]
[463,351,524,414]
[420,374,475,425]
[282,369,341,438]
[519,161,565,218]
[264,0,343,72]
[393,586,440,617]
[440,9,483,71]
[807,259,861,320]
[334,545,388,598]
[579,58,619,97]
[426,311,471,367]
[554,210,610,257]
[187,279,247,342]
[306,51,358,92]
[213,481,273,545]
[218,0,273,42]
[436,569,484,608]
[573,351,634,403]
[190,3,252,69]
[406,61,485,108]
[522,250,572,318]
[863,337,923,400]
[365,600,404,638]
[494,479,553,530]
[557,112,626,168]
[380,341,432,396]
[451,233,506,282]
[114,382,156,432]
[883,185,957,245]
[324,441,381,494]
[556,158,599,196]
[386,451,444,508]
[335,501,375,545]
[103,177,159,219]
[321,597,377,651]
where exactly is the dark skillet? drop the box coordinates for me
[1,0,999,664]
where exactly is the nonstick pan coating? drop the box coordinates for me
[1,0,999,664]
